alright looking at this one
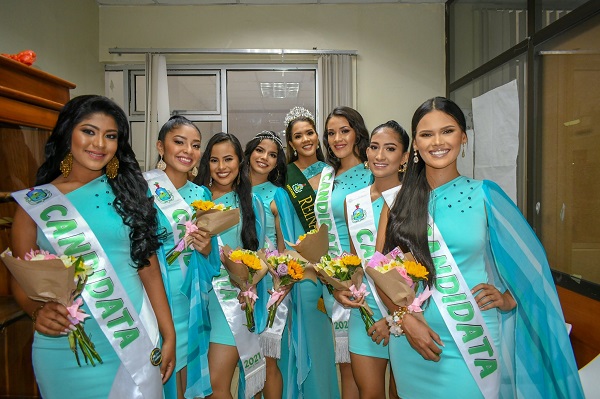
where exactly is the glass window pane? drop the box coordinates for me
[130,121,147,168]
[539,0,588,29]
[449,1,528,82]
[169,74,218,114]
[194,121,223,152]
[227,70,316,147]
[134,74,146,113]
[133,73,219,114]
[105,71,125,110]
[537,14,600,284]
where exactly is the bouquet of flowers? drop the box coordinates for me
[1,248,102,366]
[258,249,315,328]
[221,245,268,332]
[314,253,376,332]
[166,199,240,265]
[286,224,329,264]
[365,248,431,336]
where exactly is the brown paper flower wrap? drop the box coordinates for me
[314,253,376,332]
[1,248,102,366]
[257,249,317,327]
[220,245,269,332]
[364,248,431,334]
[286,224,329,264]
[192,200,240,236]
[165,200,241,265]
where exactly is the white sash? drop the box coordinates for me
[14,184,162,399]
[382,185,401,209]
[346,185,400,318]
[315,165,350,363]
[428,215,500,399]
[259,236,290,359]
[213,236,266,399]
[144,169,193,278]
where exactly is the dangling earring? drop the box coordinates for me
[191,166,198,177]
[60,152,73,178]
[106,157,119,179]
[208,176,213,187]
[461,143,466,158]
[413,149,419,163]
[293,148,297,157]
[364,161,370,170]
[157,156,166,171]
[399,163,407,173]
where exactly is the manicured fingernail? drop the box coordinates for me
[69,324,77,331]
[60,331,68,335]
[62,328,70,334]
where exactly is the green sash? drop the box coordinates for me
[285,163,318,232]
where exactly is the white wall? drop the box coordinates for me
[99,3,445,132]
[0,0,105,97]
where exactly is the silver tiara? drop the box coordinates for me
[255,130,284,149]
[284,106,314,128]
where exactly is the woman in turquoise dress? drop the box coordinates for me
[379,97,583,398]
[318,106,373,399]
[334,120,409,399]
[245,130,301,399]
[146,115,213,399]
[194,132,267,399]
[9,95,175,399]
[283,106,339,399]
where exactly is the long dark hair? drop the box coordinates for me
[323,106,369,172]
[244,131,287,187]
[384,97,467,287]
[370,120,410,182]
[285,117,325,163]
[36,95,162,269]
[195,132,259,250]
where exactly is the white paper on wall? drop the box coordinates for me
[471,80,519,202]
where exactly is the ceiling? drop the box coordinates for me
[96,0,443,5]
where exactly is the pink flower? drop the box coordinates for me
[24,249,57,261]
[395,266,414,286]
[66,297,90,325]
[367,251,388,268]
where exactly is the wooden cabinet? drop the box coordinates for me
[0,55,75,398]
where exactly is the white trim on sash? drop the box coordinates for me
[428,214,500,399]
[14,184,162,399]
[144,169,194,278]
[259,236,289,359]
[214,236,266,398]
[346,185,400,318]
[382,185,401,209]
[315,165,350,363]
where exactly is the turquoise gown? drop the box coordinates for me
[252,181,295,398]
[389,176,584,398]
[153,179,212,398]
[389,177,500,398]
[286,160,340,399]
[155,181,211,373]
[207,191,266,346]
[322,164,373,316]
[347,194,389,359]
[32,176,145,399]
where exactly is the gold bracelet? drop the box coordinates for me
[31,303,46,324]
